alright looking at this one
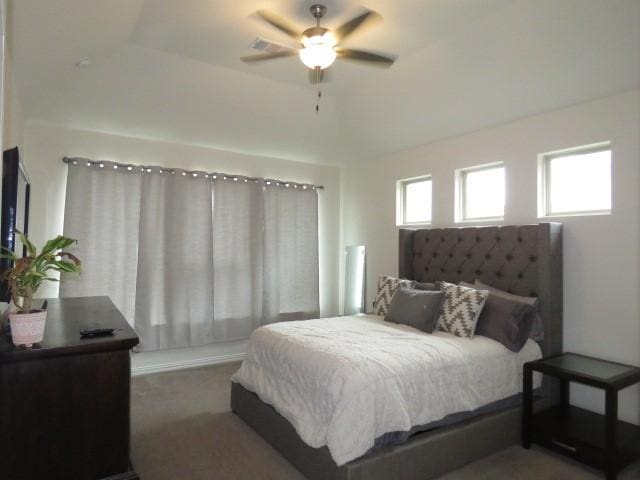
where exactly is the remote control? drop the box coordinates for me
[80,328,115,338]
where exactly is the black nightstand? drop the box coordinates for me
[523,353,640,480]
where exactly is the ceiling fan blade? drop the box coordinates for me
[308,67,331,84]
[256,10,302,40]
[335,48,396,67]
[334,9,382,43]
[241,50,298,63]
[250,37,295,54]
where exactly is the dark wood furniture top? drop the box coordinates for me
[0,296,139,360]
[523,353,640,480]
[0,296,140,480]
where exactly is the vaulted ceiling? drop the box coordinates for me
[8,0,640,165]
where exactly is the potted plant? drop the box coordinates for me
[1,232,81,347]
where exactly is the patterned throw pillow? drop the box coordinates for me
[373,275,414,317]
[436,281,489,338]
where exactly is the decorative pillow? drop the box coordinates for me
[436,281,489,338]
[373,275,414,317]
[461,282,534,351]
[414,282,440,291]
[385,287,445,333]
[474,280,544,341]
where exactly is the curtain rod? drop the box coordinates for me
[62,157,324,190]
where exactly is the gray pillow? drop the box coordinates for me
[475,294,535,352]
[475,280,544,341]
[414,282,440,291]
[373,275,415,317]
[385,287,444,333]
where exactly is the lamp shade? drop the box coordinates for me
[299,32,336,69]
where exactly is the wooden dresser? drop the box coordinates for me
[0,296,140,480]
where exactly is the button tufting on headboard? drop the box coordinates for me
[405,225,546,298]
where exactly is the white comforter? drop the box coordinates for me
[231,315,542,466]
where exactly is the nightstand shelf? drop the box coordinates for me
[523,353,640,480]
[530,405,640,471]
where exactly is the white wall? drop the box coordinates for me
[22,123,341,372]
[2,47,23,152]
[342,90,640,423]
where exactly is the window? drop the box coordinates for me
[397,176,432,225]
[455,163,505,222]
[538,143,611,217]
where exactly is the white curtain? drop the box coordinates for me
[61,161,141,325]
[62,159,320,351]
[263,186,320,323]
[212,179,263,341]
[134,170,215,350]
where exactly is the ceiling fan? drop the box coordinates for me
[241,4,397,84]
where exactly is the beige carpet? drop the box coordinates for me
[131,363,640,480]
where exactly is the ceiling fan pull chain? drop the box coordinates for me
[316,89,322,113]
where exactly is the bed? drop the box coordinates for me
[231,223,563,480]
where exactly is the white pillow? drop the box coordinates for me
[373,275,414,317]
[436,281,489,338]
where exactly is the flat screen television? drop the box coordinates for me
[0,147,31,302]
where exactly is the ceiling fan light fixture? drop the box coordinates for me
[299,32,336,69]
[299,44,336,69]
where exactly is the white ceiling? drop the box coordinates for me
[8,0,640,165]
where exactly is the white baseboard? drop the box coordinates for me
[131,352,245,376]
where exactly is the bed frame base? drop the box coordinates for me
[231,382,526,480]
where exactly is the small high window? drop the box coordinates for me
[455,163,505,222]
[538,143,611,217]
[397,176,432,225]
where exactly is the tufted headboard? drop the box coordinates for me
[399,223,563,404]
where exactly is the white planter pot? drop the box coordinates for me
[9,310,48,347]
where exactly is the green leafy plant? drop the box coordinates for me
[0,232,81,313]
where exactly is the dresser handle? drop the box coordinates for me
[551,439,577,452]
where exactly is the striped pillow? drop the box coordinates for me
[373,275,414,317]
[436,281,489,338]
